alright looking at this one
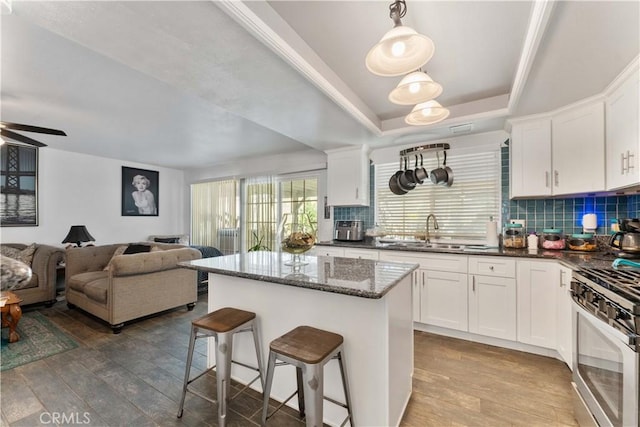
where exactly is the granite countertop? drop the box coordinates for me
[179,251,418,299]
[317,240,620,270]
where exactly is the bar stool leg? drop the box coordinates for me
[302,363,323,427]
[337,351,354,426]
[251,323,265,390]
[261,351,277,426]
[296,367,305,418]
[216,332,234,427]
[177,325,198,418]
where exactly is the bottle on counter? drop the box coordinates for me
[540,229,565,250]
[527,232,539,250]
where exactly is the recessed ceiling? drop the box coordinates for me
[1,1,637,169]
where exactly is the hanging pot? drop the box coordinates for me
[389,157,408,195]
[430,151,454,186]
[398,156,417,190]
[414,153,428,183]
[442,151,454,187]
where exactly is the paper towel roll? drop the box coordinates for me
[486,221,499,247]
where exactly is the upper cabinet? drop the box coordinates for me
[606,65,640,191]
[510,118,552,198]
[551,102,605,195]
[326,145,370,206]
[510,101,605,198]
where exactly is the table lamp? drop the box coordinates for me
[62,225,95,248]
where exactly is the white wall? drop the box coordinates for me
[1,148,186,247]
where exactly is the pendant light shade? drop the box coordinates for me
[388,71,443,105]
[405,100,450,126]
[366,26,435,77]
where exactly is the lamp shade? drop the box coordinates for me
[62,225,95,247]
[405,100,450,126]
[389,71,443,105]
[366,25,435,77]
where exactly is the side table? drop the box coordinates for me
[1,291,23,343]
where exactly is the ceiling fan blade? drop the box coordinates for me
[0,129,47,147]
[0,121,66,136]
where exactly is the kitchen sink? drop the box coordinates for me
[380,242,465,250]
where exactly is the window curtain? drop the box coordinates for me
[243,176,277,251]
[191,180,239,253]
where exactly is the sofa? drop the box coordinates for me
[0,243,65,306]
[65,242,201,333]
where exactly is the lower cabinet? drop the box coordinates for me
[421,269,468,331]
[468,273,517,340]
[556,265,573,368]
[313,246,345,257]
[516,260,559,349]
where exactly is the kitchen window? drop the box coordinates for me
[375,149,501,240]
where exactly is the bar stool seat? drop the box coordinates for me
[178,307,264,427]
[261,325,354,427]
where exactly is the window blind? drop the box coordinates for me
[375,150,501,240]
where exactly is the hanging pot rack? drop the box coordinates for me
[399,143,449,157]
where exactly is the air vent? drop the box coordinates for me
[449,123,473,134]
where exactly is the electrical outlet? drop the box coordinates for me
[509,219,526,229]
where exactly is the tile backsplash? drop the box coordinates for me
[334,151,640,236]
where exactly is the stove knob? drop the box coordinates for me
[606,304,619,320]
[586,291,599,304]
[570,281,582,295]
[598,299,608,313]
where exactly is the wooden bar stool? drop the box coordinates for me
[261,325,354,427]
[177,307,264,427]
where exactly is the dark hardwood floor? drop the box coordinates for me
[1,294,576,426]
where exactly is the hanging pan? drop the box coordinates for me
[389,157,408,195]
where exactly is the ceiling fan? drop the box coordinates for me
[0,121,66,147]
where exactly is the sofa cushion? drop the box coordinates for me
[1,243,36,266]
[68,270,109,293]
[84,278,108,304]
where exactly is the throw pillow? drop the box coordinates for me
[103,245,127,271]
[154,237,179,244]
[0,243,36,266]
[123,244,152,255]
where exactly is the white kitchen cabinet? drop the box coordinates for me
[421,269,468,331]
[606,66,640,190]
[551,101,605,195]
[556,265,573,369]
[468,256,517,341]
[326,145,370,206]
[510,118,552,198]
[509,101,605,198]
[516,260,559,349]
[343,248,379,260]
[313,246,345,257]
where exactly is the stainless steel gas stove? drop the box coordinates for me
[571,267,639,427]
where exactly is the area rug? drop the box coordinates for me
[1,312,78,371]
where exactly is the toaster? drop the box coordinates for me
[334,220,364,241]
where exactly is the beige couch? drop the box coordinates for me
[65,243,201,333]
[0,243,65,306]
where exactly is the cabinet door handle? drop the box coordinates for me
[545,171,550,188]
[622,152,627,174]
[472,275,476,291]
[355,187,359,199]
[628,151,635,172]
[422,271,425,285]
[554,170,559,186]
[489,265,494,271]
[560,269,566,287]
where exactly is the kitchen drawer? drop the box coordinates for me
[468,256,516,278]
[343,248,379,260]
[420,254,468,273]
[313,247,345,257]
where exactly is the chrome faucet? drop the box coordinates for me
[426,214,439,243]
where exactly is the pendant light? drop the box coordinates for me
[366,0,434,77]
[388,70,443,105]
[405,100,450,126]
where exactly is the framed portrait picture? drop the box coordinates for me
[121,166,159,216]
[1,143,39,226]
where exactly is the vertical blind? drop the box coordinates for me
[191,180,238,252]
[375,150,501,240]
[244,176,277,251]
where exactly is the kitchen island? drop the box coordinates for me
[181,251,418,427]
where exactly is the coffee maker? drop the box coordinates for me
[610,218,640,258]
